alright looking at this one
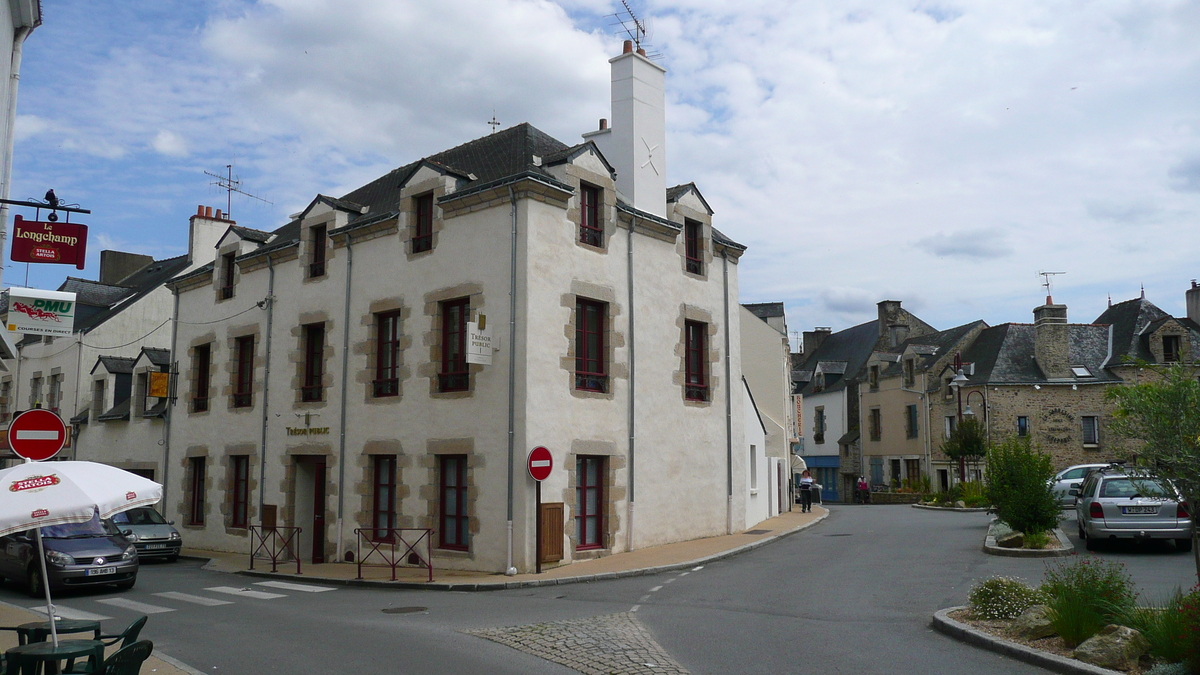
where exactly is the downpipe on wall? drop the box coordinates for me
[336,242,353,560]
[626,215,636,552]
[505,185,518,576]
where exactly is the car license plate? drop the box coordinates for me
[1122,506,1158,514]
[145,544,167,550]
[86,567,116,576]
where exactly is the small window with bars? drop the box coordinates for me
[413,194,434,253]
[578,185,602,247]
[684,320,708,401]
[374,311,402,397]
[308,224,327,278]
[684,219,703,275]
[575,299,607,392]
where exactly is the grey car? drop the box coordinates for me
[1072,467,1192,552]
[112,507,182,562]
[1050,463,1109,507]
[0,513,138,597]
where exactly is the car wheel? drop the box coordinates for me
[26,567,45,599]
[1084,534,1099,551]
[165,555,178,563]
[1178,538,1194,553]
[1078,522,1085,539]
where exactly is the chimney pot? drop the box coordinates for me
[197,205,204,216]
[636,47,646,56]
[216,209,223,220]
[599,118,608,130]
[623,40,633,54]
[205,206,213,218]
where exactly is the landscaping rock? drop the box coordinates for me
[955,500,967,508]
[1073,625,1150,671]
[995,531,1024,548]
[1011,605,1055,640]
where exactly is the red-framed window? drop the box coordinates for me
[192,344,211,413]
[231,455,249,528]
[685,320,708,401]
[233,335,254,408]
[413,194,434,253]
[0,380,11,423]
[309,224,327,278]
[684,219,703,275]
[576,455,605,550]
[372,455,397,542]
[439,298,469,392]
[189,456,206,526]
[575,299,607,392]
[579,184,602,247]
[374,311,402,397]
[302,323,325,402]
[220,252,236,299]
[439,455,468,550]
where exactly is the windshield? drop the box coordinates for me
[1099,477,1172,499]
[111,508,167,526]
[39,512,118,538]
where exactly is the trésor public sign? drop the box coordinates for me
[11,216,88,270]
[5,287,77,337]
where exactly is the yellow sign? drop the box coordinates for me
[149,372,170,398]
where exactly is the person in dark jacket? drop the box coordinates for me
[799,470,815,513]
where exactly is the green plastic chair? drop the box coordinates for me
[64,617,147,674]
[99,640,153,675]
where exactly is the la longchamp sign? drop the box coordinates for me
[5,288,77,337]
[11,216,88,269]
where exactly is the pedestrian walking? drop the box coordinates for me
[799,469,815,513]
[857,476,870,504]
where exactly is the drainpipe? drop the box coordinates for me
[162,290,180,512]
[922,371,931,487]
[258,259,276,525]
[504,186,518,576]
[626,216,636,552]
[0,26,33,291]
[71,331,82,457]
[336,242,353,560]
[723,250,733,533]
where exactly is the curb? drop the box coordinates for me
[187,511,830,592]
[931,607,1122,675]
[983,524,1074,558]
[911,504,991,513]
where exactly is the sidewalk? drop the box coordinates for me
[189,505,829,590]
[0,601,197,675]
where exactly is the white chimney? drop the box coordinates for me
[583,40,667,218]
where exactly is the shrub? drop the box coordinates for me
[985,437,1059,535]
[1041,556,1137,647]
[1024,531,1052,549]
[1117,589,1192,665]
[1182,586,1200,674]
[968,576,1042,620]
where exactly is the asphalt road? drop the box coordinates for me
[0,505,1192,674]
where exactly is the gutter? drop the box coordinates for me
[504,185,518,576]
[626,215,636,551]
[258,259,276,527]
[723,251,733,533]
[162,290,180,510]
[336,243,353,559]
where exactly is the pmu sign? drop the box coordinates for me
[11,216,88,269]
[5,288,76,337]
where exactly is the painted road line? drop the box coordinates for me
[692,566,704,571]
[97,598,176,615]
[254,581,337,593]
[638,594,651,603]
[630,605,641,612]
[27,605,111,621]
[153,592,233,607]
[649,586,662,592]
[204,586,287,600]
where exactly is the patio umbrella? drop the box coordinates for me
[0,460,162,646]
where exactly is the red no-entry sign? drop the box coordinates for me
[528,446,553,481]
[8,409,67,461]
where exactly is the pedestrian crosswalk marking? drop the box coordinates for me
[27,605,112,621]
[254,581,337,593]
[153,592,233,607]
[204,586,286,600]
[97,598,175,615]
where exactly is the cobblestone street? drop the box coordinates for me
[467,612,690,675]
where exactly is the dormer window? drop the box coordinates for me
[1163,335,1181,363]
[903,359,915,388]
[309,224,327,278]
[868,365,879,390]
[1071,366,1094,378]
[684,219,703,275]
[579,184,602,247]
[219,252,236,300]
[413,193,434,253]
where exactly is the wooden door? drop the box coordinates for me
[539,502,564,564]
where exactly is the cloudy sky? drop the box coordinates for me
[8,0,1200,346]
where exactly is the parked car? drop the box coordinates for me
[0,512,138,597]
[112,507,182,562]
[1071,466,1192,552]
[1050,463,1110,507]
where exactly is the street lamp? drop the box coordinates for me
[949,353,970,482]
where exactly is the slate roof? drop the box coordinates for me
[228,225,274,243]
[1093,297,1169,365]
[793,320,880,396]
[141,348,171,368]
[93,356,136,375]
[877,321,985,379]
[743,302,785,320]
[959,323,1120,385]
[72,255,189,334]
[96,397,131,422]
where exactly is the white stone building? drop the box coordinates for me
[164,41,753,574]
[740,302,796,522]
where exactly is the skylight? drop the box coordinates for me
[1071,366,1094,378]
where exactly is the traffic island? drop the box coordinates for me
[982,519,1074,558]
[932,607,1124,675]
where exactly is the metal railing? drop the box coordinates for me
[249,525,302,574]
[353,528,434,582]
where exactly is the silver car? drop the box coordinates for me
[1051,463,1109,507]
[1072,467,1192,552]
[111,507,182,562]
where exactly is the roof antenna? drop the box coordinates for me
[1038,270,1065,304]
[611,0,662,59]
[1140,284,1145,300]
[1107,293,1112,308]
[489,110,500,134]
[204,164,272,220]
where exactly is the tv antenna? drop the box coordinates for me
[611,0,661,59]
[489,110,500,134]
[204,164,272,219]
[1038,270,1065,303]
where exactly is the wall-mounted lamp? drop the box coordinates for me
[1034,385,1041,390]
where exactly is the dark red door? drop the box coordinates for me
[312,459,326,564]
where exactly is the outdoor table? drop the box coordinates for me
[5,639,104,674]
[16,620,101,645]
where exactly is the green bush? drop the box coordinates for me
[968,576,1042,620]
[1023,531,1052,549]
[1182,585,1200,674]
[1117,589,1193,665]
[1041,556,1137,647]
[985,437,1059,535]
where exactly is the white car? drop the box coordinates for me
[1051,463,1109,507]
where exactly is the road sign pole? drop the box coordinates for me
[535,480,542,575]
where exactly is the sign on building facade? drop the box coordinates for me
[466,320,494,365]
[10,216,88,269]
[5,288,77,337]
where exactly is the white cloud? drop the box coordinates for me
[152,130,189,157]
[916,228,1012,259]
